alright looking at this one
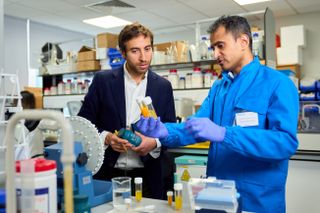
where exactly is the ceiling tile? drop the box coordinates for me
[4,3,50,19]
[181,0,246,18]
[117,9,175,29]
[286,0,320,13]
[122,0,208,23]
[242,0,297,17]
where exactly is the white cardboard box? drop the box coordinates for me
[280,25,306,48]
[277,46,303,65]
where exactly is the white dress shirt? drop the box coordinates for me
[100,62,161,169]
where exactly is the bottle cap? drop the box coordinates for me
[174,183,183,190]
[167,191,173,196]
[142,96,152,105]
[124,198,131,205]
[193,67,201,72]
[134,177,143,184]
[16,158,56,173]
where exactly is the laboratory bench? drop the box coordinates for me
[167,133,320,213]
[92,197,193,213]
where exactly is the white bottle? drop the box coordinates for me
[199,37,209,60]
[168,69,179,89]
[211,72,218,85]
[57,81,65,95]
[191,67,203,88]
[185,73,192,89]
[65,79,72,94]
[204,70,213,88]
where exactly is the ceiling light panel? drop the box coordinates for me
[233,0,271,5]
[83,15,131,29]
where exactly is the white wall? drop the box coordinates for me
[4,15,92,90]
[250,11,320,79]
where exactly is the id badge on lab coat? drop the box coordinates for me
[235,111,259,127]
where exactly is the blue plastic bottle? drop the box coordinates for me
[118,128,142,146]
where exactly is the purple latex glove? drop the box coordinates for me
[184,117,226,142]
[135,116,169,139]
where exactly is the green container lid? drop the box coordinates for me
[175,155,207,166]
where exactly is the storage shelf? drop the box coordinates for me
[150,59,217,71]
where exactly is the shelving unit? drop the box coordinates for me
[40,59,217,109]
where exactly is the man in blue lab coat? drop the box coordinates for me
[135,16,299,212]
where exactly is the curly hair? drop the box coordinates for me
[118,22,153,52]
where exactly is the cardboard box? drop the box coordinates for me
[97,32,118,48]
[77,46,96,62]
[76,60,101,72]
[280,25,306,48]
[154,41,188,63]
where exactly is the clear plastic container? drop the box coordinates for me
[192,67,203,88]
[168,69,179,89]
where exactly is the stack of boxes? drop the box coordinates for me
[76,46,100,72]
[277,25,306,66]
[95,32,119,70]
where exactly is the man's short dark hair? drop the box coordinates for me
[118,23,153,53]
[207,15,252,50]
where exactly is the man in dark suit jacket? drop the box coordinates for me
[78,23,176,199]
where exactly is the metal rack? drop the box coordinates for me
[0,72,24,185]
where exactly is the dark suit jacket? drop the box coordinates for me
[78,66,176,199]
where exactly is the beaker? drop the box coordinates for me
[112,177,131,209]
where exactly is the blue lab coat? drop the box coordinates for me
[163,57,299,213]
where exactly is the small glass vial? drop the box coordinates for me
[167,191,173,206]
[168,69,179,89]
[134,177,143,202]
[174,183,183,210]
[142,96,157,119]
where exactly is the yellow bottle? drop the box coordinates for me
[174,183,183,210]
[134,177,143,202]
